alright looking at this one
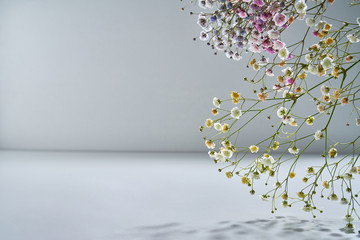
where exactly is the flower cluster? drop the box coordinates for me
[185,0,360,231]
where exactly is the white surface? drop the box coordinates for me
[0,151,358,239]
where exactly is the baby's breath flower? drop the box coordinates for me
[259,194,268,201]
[214,122,222,131]
[302,177,308,183]
[317,105,325,113]
[356,118,360,126]
[221,148,233,159]
[330,193,338,201]
[288,146,299,155]
[205,118,213,127]
[297,191,305,198]
[344,214,354,222]
[241,176,251,184]
[231,91,240,101]
[321,56,334,70]
[289,172,296,178]
[322,181,330,189]
[347,34,359,43]
[328,148,338,158]
[306,167,315,174]
[343,173,353,180]
[213,97,221,108]
[250,171,260,180]
[272,141,280,150]
[278,47,290,60]
[231,107,242,119]
[225,171,233,179]
[306,18,315,27]
[261,154,274,167]
[302,204,311,212]
[340,198,348,205]
[222,123,229,132]
[249,145,259,153]
[321,85,330,95]
[314,130,324,140]
[277,107,287,118]
[257,92,268,101]
[289,119,298,127]
[295,0,307,13]
[205,140,215,149]
[282,201,289,207]
[211,108,218,115]
[306,116,315,125]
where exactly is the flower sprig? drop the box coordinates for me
[184,0,360,231]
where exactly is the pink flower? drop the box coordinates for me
[266,47,275,54]
[262,38,272,48]
[236,9,247,18]
[273,40,285,50]
[286,53,293,60]
[249,44,261,53]
[267,29,280,39]
[312,31,319,37]
[273,13,287,26]
[254,0,265,7]
[286,78,295,85]
[266,69,274,76]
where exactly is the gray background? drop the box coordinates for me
[0,0,359,152]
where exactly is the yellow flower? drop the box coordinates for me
[250,58,256,67]
[226,171,233,179]
[325,37,334,45]
[306,116,315,125]
[211,108,218,115]
[328,148,338,158]
[222,123,229,133]
[289,172,296,178]
[231,91,241,101]
[241,176,250,184]
[249,145,259,153]
[205,119,213,127]
[322,181,329,189]
[297,73,307,79]
[297,192,305,198]
[272,141,280,150]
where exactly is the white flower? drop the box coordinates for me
[347,34,359,43]
[231,107,242,119]
[321,56,334,70]
[197,15,209,29]
[214,122,222,131]
[278,47,289,60]
[321,85,330,95]
[282,90,292,98]
[315,20,326,31]
[208,151,216,158]
[225,50,234,59]
[305,54,312,62]
[277,107,287,118]
[356,118,360,126]
[308,64,318,75]
[283,116,294,125]
[295,0,307,13]
[233,52,242,61]
[198,0,206,9]
[249,172,260,180]
[267,29,280,39]
[344,215,354,222]
[302,205,311,212]
[213,97,221,108]
[288,146,299,155]
[221,149,233,159]
[261,154,274,167]
[282,67,293,78]
[199,31,209,41]
[357,17,360,26]
[305,18,315,27]
[214,152,226,163]
[205,0,214,9]
[259,195,269,201]
[344,173,353,180]
[314,130,324,140]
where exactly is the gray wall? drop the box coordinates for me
[0,0,359,152]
